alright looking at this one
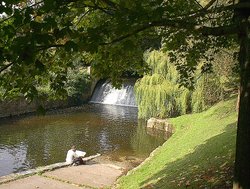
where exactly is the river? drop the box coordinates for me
[0,104,165,177]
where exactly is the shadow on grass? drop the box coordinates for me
[140,122,237,189]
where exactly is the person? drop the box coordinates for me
[66,145,77,164]
[66,145,86,165]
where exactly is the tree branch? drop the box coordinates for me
[169,1,250,21]
[195,24,239,36]
[204,0,218,9]
[102,16,248,45]
[99,0,119,10]
[0,1,44,25]
[76,2,114,16]
[100,24,152,45]
[74,9,92,28]
[0,44,65,73]
[92,2,114,15]
[0,62,14,73]
[36,44,65,51]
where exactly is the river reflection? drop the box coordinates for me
[0,104,165,177]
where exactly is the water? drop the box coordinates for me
[90,80,137,107]
[0,104,165,177]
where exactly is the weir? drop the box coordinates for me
[90,79,137,107]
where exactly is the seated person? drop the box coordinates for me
[66,145,86,165]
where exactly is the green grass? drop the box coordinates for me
[116,97,237,189]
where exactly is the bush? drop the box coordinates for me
[66,68,91,101]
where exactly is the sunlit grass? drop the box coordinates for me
[116,97,237,189]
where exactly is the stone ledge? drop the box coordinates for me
[147,117,174,133]
[0,162,70,185]
[0,153,101,185]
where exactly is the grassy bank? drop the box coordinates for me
[116,97,237,189]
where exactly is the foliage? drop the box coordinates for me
[135,50,190,118]
[66,67,91,100]
[0,0,152,97]
[191,49,239,112]
[0,49,91,101]
[90,38,148,88]
[35,52,91,101]
[0,0,242,100]
[135,50,238,118]
[117,97,237,189]
[0,0,238,98]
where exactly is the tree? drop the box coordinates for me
[135,50,191,119]
[135,49,238,119]
[0,0,249,188]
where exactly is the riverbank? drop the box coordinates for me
[0,96,90,119]
[116,97,237,188]
[0,154,143,188]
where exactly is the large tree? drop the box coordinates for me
[0,0,249,188]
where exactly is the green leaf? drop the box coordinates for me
[13,9,23,25]
[64,41,78,51]
[35,59,46,73]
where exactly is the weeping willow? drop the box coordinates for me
[135,50,191,119]
[135,49,237,119]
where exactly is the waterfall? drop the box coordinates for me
[90,80,137,107]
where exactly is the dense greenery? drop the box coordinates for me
[135,50,190,118]
[135,50,238,119]
[0,51,91,102]
[117,97,237,188]
[65,67,90,101]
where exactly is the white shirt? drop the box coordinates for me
[66,149,77,164]
[65,150,86,164]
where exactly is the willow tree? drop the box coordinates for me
[135,50,190,119]
[0,0,249,188]
[135,49,237,118]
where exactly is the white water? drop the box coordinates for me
[90,80,137,107]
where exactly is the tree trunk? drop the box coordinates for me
[236,88,240,112]
[233,13,250,189]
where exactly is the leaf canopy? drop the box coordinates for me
[1,0,245,98]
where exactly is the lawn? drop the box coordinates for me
[116,97,237,189]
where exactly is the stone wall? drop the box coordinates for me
[0,77,100,118]
[0,98,74,118]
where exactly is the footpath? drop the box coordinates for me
[0,155,125,189]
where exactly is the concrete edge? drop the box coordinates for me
[0,162,70,185]
[0,153,102,185]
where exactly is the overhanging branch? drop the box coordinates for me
[103,18,247,45]
[204,0,218,9]
[0,62,14,73]
[100,24,152,45]
[0,1,44,25]
[163,2,250,22]
[35,44,65,51]
[195,25,239,36]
